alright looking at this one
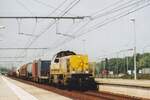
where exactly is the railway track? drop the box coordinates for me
[10,77,150,100]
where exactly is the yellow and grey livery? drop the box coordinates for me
[49,50,97,90]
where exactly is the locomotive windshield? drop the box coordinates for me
[56,51,76,58]
[52,51,76,63]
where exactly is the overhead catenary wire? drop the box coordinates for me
[16,0,142,60]
[91,0,136,17]
[36,0,69,23]
[24,18,38,47]
[18,0,76,60]
[40,0,150,57]
[79,0,150,35]
[16,0,69,62]
[15,0,150,62]
[33,0,141,58]
[71,0,147,37]
[54,0,82,36]
[92,0,144,19]
[71,0,141,34]
[15,18,38,62]
[33,0,64,9]
[32,0,76,16]
[53,0,81,34]
[30,0,81,59]
[90,0,124,17]
[64,0,137,37]
[20,0,81,61]
[15,0,69,61]
[58,0,80,16]
[16,0,138,49]
[25,0,81,49]
[15,0,34,16]
[15,0,35,63]
[24,0,72,49]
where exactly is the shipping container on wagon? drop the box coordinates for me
[32,60,38,82]
[19,64,27,79]
[37,59,51,82]
[27,62,32,80]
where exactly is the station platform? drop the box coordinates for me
[95,78,150,99]
[0,75,19,100]
[0,75,71,100]
[95,78,150,88]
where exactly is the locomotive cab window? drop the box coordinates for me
[54,58,59,63]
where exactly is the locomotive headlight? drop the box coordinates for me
[71,71,75,74]
[85,70,89,73]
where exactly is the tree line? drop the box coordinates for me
[94,53,150,75]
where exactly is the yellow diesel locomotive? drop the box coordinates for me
[49,51,97,90]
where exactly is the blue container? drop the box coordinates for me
[37,60,51,79]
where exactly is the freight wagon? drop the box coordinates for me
[14,50,97,90]
[32,60,38,82]
[27,63,32,80]
[19,64,27,79]
[37,59,51,83]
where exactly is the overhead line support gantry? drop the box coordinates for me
[0,16,85,19]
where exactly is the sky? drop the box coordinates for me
[0,0,150,67]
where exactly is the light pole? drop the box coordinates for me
[130,18,137,80]
[126,56,129,74]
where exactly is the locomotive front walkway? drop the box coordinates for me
[0,75,71,100]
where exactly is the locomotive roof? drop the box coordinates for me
[56,50,76,58]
